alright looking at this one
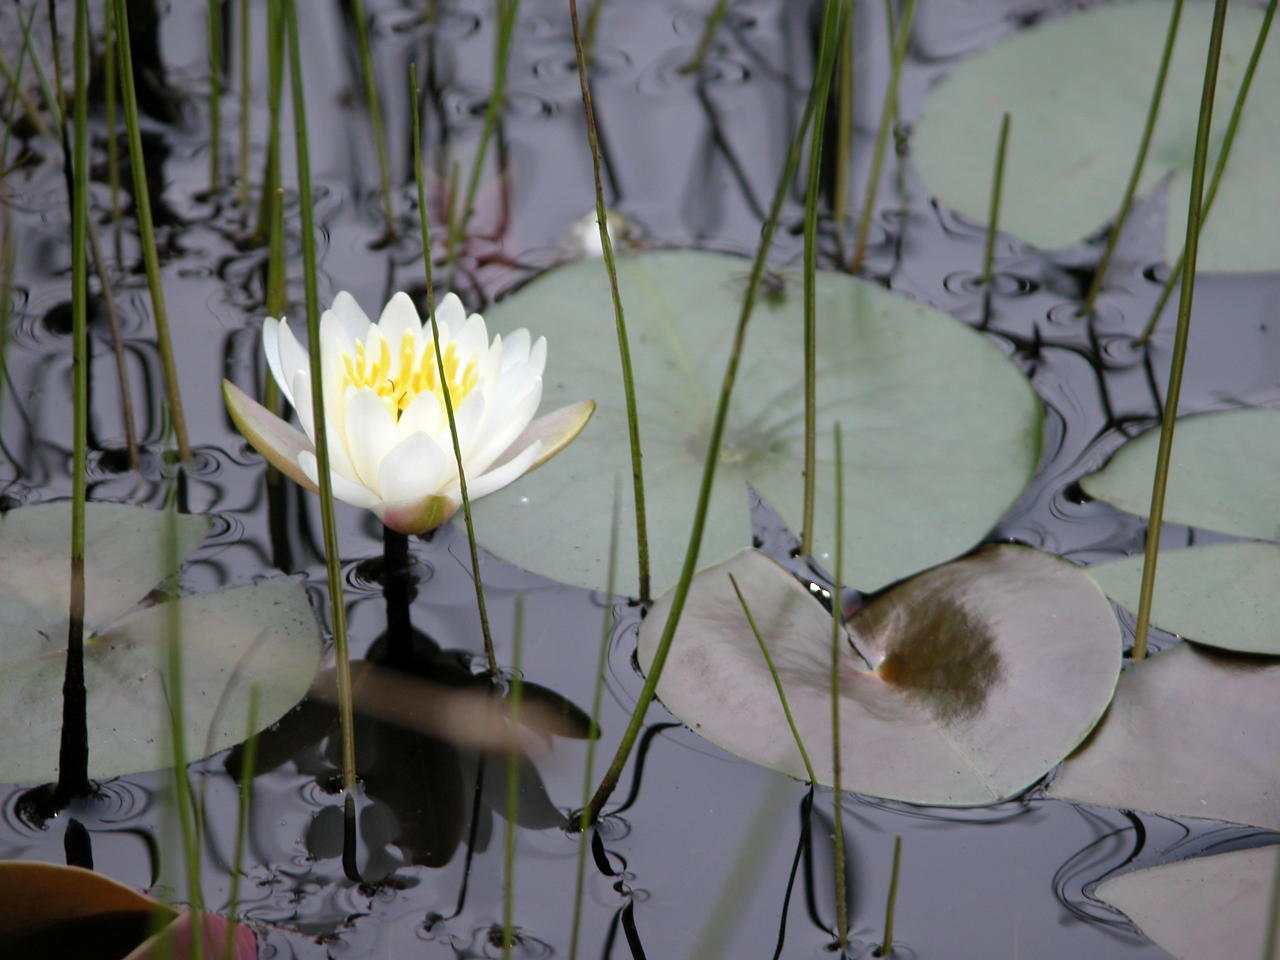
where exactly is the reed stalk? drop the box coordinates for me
[54,0,92,807]
[253,0,286,246]
[0,10,53,142]
[282,0,359,804]
[0,6,42,169]
[410,63,498,673]
[1131,0,1229,662]
[501,595,525,959]
[980,112,1009,323]
[237,0,251,212]
[112,0,193,461]
[832,2,853,240]
[1264,845,1280,960]
[446,0,519,266]
[221,687,259,960]
[583,0,609,59]
[877,835,903,957]
[104,2,121,228]
[1137,0,1276,344]
[350,0,395,237]
[207,0,223,191]
[829,423,848,953]
[681,0,731,74]
[850,0,916,272]
[582,0,846,827]
[568,0,651,602]
[1079,0,1183,318]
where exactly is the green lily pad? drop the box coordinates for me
[638,545,1120,805]
[477,250,1041,595]
[1082,408,1280,540]
[1095,846,1280,960]
[913,1,1280,270]
[0,502,323,784]
[1088,542,1280,655]
[1047,642,1280,830]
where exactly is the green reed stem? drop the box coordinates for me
[980,112,1010,321]
[265,184,286,316]
[877,835,902,957]
[1,5,42,169]
[729,575,816,782]
[446,0,519,266]
[583,0,609,59]
[829,422,848,953]
[104,1,121,228]
[208,0,223,191]
[254,0,286,245]
[0,10,54,142]
[1079,0,1182,318]
[350,0,395,238]
[1264,845,1280,960]
[1131,0,1229,663]
[833,2,853,239]
[221,686,259,960]
[1137,0,1276,345]
[0,200,12,429]
[283,0,358,795]
[88,221,141,470]
[112,0,194,461]
[681,0,731,74]
[583,0,846,826]
[237,0,251,212]
[568,483,621,960]
[501,594,525,959]
[850,0,916,272]
[568,0,651,602]
[55,0,92,807]
[410,64,498,674]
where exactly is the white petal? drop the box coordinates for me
[344,388,398,493]
[500,328,531,371]
[455,312,490,364]
[262,317,293,406]
[377,432,453,503]
[275,318,311,399]
[465,440,542,501]
[292,370,358,481]
[290,369,314,440]
[377,292,424,346]
[297,450,381,509]
[321,296,370,355]
[527,336,547,379]
[398,388,445,441]
[330,290,372,331]
[468,380,541,476]
[489,364,542,420]
[435,292,466,333]
[450,390,487,461]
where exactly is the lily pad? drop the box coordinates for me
[1088,542,1280,655]
[638,544,1120,805]
[0,502,323,784]
[913,1,1280,270]
[477,250,1041,595]
[1095,846,1280,960]
[1047,642,1280,830]
[1082,407,1280,540]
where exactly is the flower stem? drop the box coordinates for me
[410,62,499,674]
[568,0,651,602]
[382,525,413,669]
[582,0,847,826]
[980,112,1010,326]
[282,0,359,795]
[1131,0,1229,662]
[1079,0,1183,318]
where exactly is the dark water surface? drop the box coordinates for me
[3,0,1279,957]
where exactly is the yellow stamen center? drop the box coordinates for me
[340,330,478,418]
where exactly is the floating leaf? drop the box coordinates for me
[0,502,324,784]
[476,250,1041,595]
[638,545,1120,805]
[1088,542,1280,655]
[0,860,257,959]
[1082,408,1280,540]
[1095,846,1280,960]
[913,1,1280,270]
[1047,642,1280,830]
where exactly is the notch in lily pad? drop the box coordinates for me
[638,544,1121,806]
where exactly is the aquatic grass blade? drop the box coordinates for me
[350,0,395,238]
[681,0,731,75]
[877,835,902,956]
[829,423,847,952]
[583,0,846,826]
[568,0,651,602]
[208,0,223,191]
[410,62,498,673]
[1131,0,1230,661]
[237,0,251,212]
[980,112,1010,324]
[501,594,525,959]
[220,687,258,960]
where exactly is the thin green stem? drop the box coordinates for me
[253,0,286,245]
[237,0,251,212]
[411,63,499,674]
[446,0,519,265]
[1,6,42,171]
[1079,0,1182,318]
[0,10,54,142]
[568,0,651,602]
[112,0,194,461]
[583,0,846,826]
[104,0,121,231]
[583,0,609,59]
[501,595,525,959]
[680,0,731,74]
[829,423,848,953]
[1137,0,1276,345]
[832,2,854,239]
[568,483,621,960]
[350,0,395,237]
[282,0,358,793]
[88,221,141,470]
[980,112,1010,322]
[1264,845,1280,960]
[55,0,92,807]
[850,0,916,272]
[221,687,259,960]
[728,575,816,782]
[1131,0,1229,662]
[877,835,902,957]
[208,0,223,191]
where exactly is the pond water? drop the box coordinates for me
[2,0,1279,957]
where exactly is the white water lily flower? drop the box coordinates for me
[223,291,594,535]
